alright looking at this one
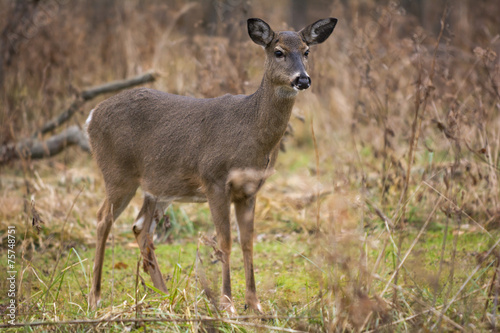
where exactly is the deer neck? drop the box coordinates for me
[250,74,297,153]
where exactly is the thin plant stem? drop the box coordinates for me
[310,117,321,232]
[431,233,500,330]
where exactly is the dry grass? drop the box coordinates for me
[1,0,500,331]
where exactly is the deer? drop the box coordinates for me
[86,17,337,313]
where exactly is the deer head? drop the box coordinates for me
[248,18,337,95]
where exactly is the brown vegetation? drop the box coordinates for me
[1,0,499,331]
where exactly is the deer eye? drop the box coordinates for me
[274,50,284,58]
[304,50,310,57]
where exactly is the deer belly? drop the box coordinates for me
[144,193,207,203]
[143,185,207,203]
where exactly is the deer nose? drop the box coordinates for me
[292,74,311,90]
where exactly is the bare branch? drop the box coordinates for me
[80,72,158,100]
[34,72,158,137]
[1,72,159,165]
[34,99,84,138]
[0,315,312,329]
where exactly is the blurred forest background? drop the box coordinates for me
[1,0,498,142]
[1,0,500,331]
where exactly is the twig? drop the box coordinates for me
[434,195,461,328]
[371,274,464,331]
[365,199,393,228]
[60,259,88,273]
[431,234,500,330]
[381,196,443,296]
[0,315,315,329]
[310,118,321,232]
[360,195,443,331]
[422,180,492,237]
[34,99,84,138]
[483,258,500,321]
[429,197,451,321]
[135,257,141,328]
[40,187,84,315]
[365,198,399,267]
[222,319,306,332]
[397,3,448,228]
[366,285,487,332]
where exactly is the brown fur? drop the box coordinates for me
[87,17,337,312]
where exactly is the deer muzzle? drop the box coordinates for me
[292,74,311,90]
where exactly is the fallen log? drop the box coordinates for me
[1,126,89,164]
[1,72,158,165]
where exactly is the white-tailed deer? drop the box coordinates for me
[87,17,337,312]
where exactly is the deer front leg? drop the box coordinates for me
[133,196,168,294]
[234,197,262,313]
[206,185,236,314]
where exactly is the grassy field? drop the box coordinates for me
[1,0,500,331]
[2,148,498,332]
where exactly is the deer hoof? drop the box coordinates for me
[88,293,101,311]
[245,293,263,314]
[220,295,238,315]
[246,301,263,314]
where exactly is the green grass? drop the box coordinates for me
[1,201,497,331]
[1,1,499,330]
[1,139,498,331]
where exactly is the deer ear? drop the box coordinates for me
[248,18,275,47]
[300,18,338,45]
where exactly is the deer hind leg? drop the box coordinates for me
[234,197,262,313]
[133,195,168,294]
[89,185,137,310]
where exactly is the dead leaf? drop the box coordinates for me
[114,262,128,270]
[199,234,224,264]
[31,200,44,234]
